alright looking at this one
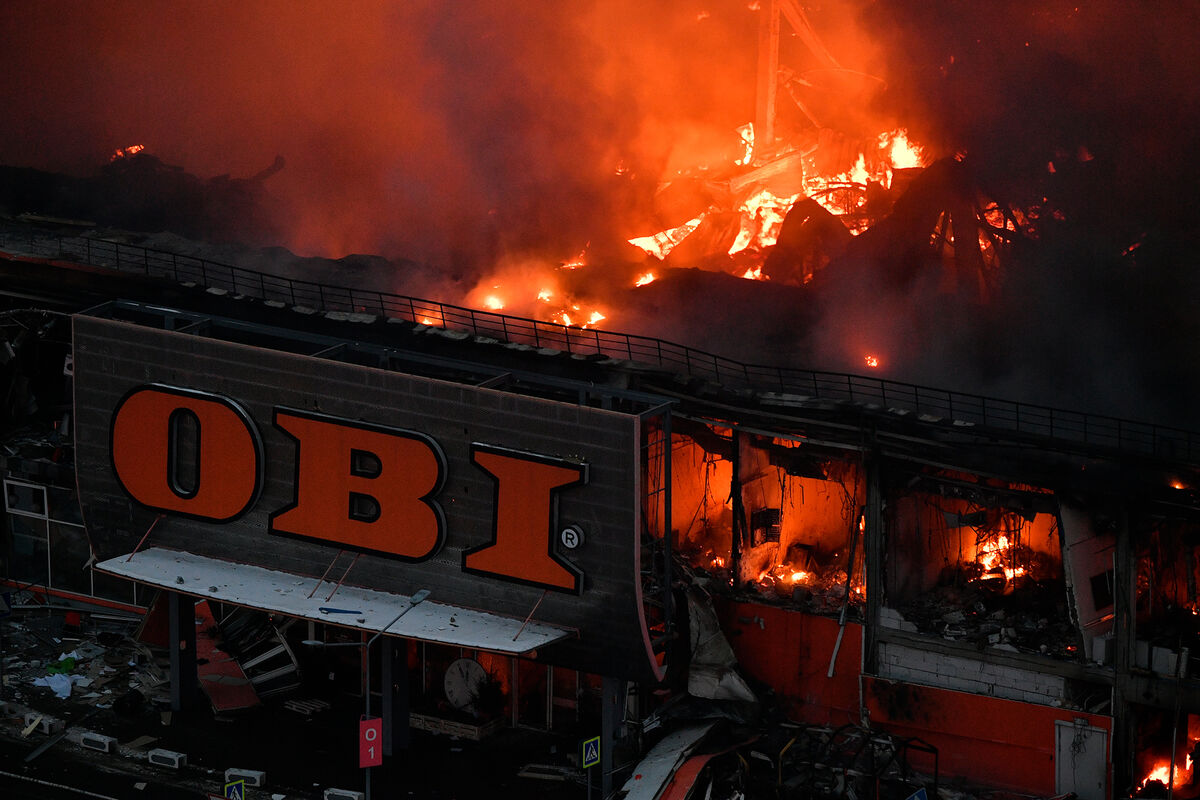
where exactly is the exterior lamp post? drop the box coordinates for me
[304,588,430,800]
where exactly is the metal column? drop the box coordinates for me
[168,591,198,711]
[381,638,409,756]
[601,675,623,798]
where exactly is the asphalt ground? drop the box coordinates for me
[0,696,592,800]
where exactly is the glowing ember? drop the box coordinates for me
[735,122,754,167]
[634,272,656,287]
[419,316,436,326]
[553,306,607,329]
[110,144,145,161]
[742,265,764,280]
[483,294,505,311]
[864,354,880,368]
[537,289,553,302]
[790,571,808,583]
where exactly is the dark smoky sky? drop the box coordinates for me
[0,1,762,267]
[1,1,1197,423]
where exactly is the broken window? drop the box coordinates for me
[884,471,1074,658]
[647,421,865,616]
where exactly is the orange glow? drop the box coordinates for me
[562,250,588,270]
[537,288,553,302]
[483,294,505,311]
[587,310,606,326]
[742,265,764,280]
[419,316,436,326]
[110,144,145,161]
[635,272,656,287]
[864,354,879,368]
[883,129,925,170]
[1172,480,1187,490]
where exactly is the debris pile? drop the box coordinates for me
[894,581,1079,659]
[1,596,166,714]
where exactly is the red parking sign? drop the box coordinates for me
[360,717,382,767]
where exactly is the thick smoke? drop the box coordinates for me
[2,1,1198,425]
[841,0,1200,425]
[0,1,759,268]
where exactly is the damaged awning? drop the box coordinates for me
[96,547,572,655]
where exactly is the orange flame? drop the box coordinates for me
[977,535,1026,580]
[882,129,925,170]
[635,272,656,287]
[1140,758,1192,790]
[864,354,880,368]
[110,144,145,161]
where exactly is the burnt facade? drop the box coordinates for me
[2,240,1199,797]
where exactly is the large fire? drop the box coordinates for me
[626,124,930,268]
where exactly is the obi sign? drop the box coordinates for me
[110,384,587,593]
[74,314,660,681]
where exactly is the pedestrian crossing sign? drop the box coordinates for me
[582,736,600,769]
[224,778,245,800]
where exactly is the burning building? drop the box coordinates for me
[3,2,1200,798]
[0,217,1199,796]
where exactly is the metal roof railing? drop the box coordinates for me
[2,224,1197,464]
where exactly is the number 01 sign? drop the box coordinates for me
[360,717,382,767]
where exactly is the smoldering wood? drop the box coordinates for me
[764,197,853,285]
[663,212,742,269]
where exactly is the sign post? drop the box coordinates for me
[582,735,600,800]
[360,717,382,768]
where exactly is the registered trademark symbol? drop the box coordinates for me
[560,525,584,549]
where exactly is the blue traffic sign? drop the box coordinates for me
[224,779,245,800]
[582,736,600,769]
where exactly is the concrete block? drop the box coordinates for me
[324,790,366,800]
[879,607,905,629]
[1091,633,1113,665]
[79,731,117,753]
[226,768,267,788]
[23,712,63,735]
[1152,646,1180,677]
[148,748,187,769]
